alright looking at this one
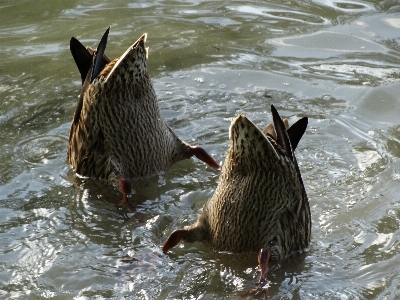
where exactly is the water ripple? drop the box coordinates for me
[1,1,400,299]
[229,5,329,25]
[14,133,66,169]
[316,0,375,13]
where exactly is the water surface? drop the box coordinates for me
[0,1,400,299]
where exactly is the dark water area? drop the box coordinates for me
[1,1,400,299]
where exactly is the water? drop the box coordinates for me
[1,0,400,299]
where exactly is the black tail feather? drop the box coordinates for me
[271,104,293,161]
[287,117,308,151]
[90,26,110,83]
[70,37,93,84]
[70,26,111,85]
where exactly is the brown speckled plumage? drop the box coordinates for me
[68,28,218,187]
[163,106,311,261]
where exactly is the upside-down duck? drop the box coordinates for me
[162,105,311,282]
[68,27,219,197]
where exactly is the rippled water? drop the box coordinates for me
[1,1,400,299]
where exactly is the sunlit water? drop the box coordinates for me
[1,1,400,299]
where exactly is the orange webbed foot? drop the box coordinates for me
[257,247,270,285]
[190,146,220,170]
[118,177,132,206]
[162,229,187,253]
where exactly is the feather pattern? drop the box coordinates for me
[68,27,219,187]
[163,105,311,261]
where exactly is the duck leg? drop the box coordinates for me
[189,146,220,170]
[162,229,187,253]
[118,177,139,213]
[239,249,270,299]
[118,177,132,206]
[257,247,270,285]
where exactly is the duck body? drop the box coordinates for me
[68,28,219,188]
[163,105,311,262]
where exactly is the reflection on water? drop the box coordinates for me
[0,0,400,299]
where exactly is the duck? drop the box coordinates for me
[162,105,311,283]
[67,27,220,197]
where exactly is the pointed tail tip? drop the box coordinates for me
[270,104,279,117]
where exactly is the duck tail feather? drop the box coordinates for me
[70,37,92,85]
[90,26,110,83]
[287,117,308,151]
[271,105,293,161]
